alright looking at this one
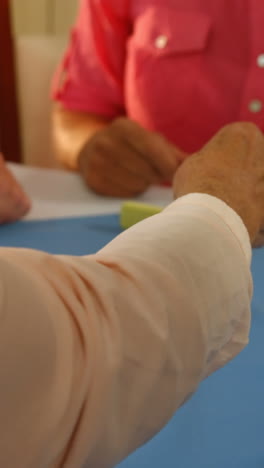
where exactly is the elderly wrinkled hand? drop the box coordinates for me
[78,117,184,197]
[173,122,264,246]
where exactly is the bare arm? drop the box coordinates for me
[52,104,110,170]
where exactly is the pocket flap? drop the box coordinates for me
[133,9,212,55]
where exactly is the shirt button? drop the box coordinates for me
[155,35,168,49]
[257,54,264,68]
[248,99,263,114]
[249,99,263,113]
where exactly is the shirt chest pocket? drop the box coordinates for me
[125,8,212,126]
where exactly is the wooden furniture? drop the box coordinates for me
[0,0,21,162]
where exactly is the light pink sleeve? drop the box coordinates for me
[52,0,130,116]
[0,194,252,468]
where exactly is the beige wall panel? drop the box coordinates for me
[11,0,78,166]
[15,36,67,166]
[53,0,78,34]
[11,0,48,35]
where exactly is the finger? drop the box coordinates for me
[85,129,160,184]
[200,122,264,166]
[0,159,31,222]
[84,152,150,197]
[85,170,148,197]
[93,131,160,183]
[0,193,30,223]
[252,231,264,248]
[12,189,31,216]
[86,174,146,198]
[0,182,31,223]
[111,118,181,179]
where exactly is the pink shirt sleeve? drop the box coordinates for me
[52,0,130,117]
[0,194,252,467]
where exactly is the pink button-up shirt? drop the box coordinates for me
[53,0,264,153]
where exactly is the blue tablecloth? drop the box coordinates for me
[0,215,263,468]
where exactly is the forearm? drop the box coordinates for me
[0,195,252,467]
[52,104,109,170]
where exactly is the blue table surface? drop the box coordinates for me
[0,214,263,468]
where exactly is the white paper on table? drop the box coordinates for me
[9,164,173,221]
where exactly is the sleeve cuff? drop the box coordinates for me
[164,194,252,266]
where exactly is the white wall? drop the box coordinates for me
[10,0,79,166]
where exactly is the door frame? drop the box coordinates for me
[0,0,21,162]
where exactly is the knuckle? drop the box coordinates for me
[87,151,106,173]
[111,117,139,137]
[131,178,149,194]
[222,121,261,139]
[89,132,112,154]
[111,117,127,129]
[85,169,107,194]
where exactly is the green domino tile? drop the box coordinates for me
[120,201,162,229]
